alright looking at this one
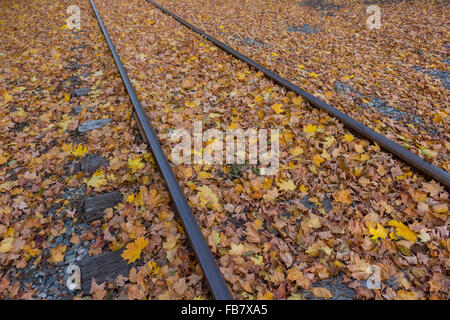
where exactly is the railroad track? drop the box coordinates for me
[85,0,449,300]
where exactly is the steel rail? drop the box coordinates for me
[89,0,232,300]
[147,0,450,189]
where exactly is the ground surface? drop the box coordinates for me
[0,0,449,300]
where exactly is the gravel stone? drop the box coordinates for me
[73,88,90,97]
[77,119,111,133]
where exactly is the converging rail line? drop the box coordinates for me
[89,0,233,300]
[147,0,450,189]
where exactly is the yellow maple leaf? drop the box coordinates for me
[276,179,296,191]
[58,118,71,131]
[229,243,245,255]
[432,113,442,124]
[343,134,354,142]
[126,193,135,203]
[312,154,324,166]
[263,188,279,202]
[250,254,264,266]
[197,185,221,210]
[236,72,246,81]
[369,223,388,242]
[61,143,73,153]
[262,291,275,300]
[419,147,437,158]
[334,189,352,205]
[271,103,284,114]
[303,124,317,134]
[290,146,303,156]
[388,220,417,242]
[0,154,8,165]
[4,92,13,103]
[49,244,66,264]
[254,95,263,105]
[292,96,303,106]
[0,237,14,253]
[324,136,336,148]
[71,144,87,157]
[24,244,41,257]
[198,171,213,179]
[128,157,144,173]
[83,169,107,188]
[121,237,148,264]
[64,93,70,102]
[185,100,196,108]
[299,184,309,193]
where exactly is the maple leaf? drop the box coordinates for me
[422,181,444,197]
[49,244,66,264]
[290,146,303,156]
[250,254,264,266]
[24,244,41,257]
[83,169,107,189]
[287,267,311,289]
[121,237,149,264]
[388,220,417,243]
[311,287,332,299]
[343,134,354,142]
[185,100,196,108]
[196,185,221,210]
[126,193,135,203]
[369,223,388,242]
[323,136,336,148]
[292,96,303,105]
[276,179,296,191]
[236,72,246,81]
[0,154,8,165]
[211,230,221,245]
[3,92,13,103]
[263,188,279,202]
[418,147,436,158]
[304,214,321,229]
[0,237,14,253]
[254,95,263,105]
[303,124,317,134]
[198,171,213,179]
[271,103,284,114]
[90,278,107,300]
[312,154,324,166]
[71,144,87,157]
[229,243,245,255]
[334,189,352,205]
[128,157,144,173]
